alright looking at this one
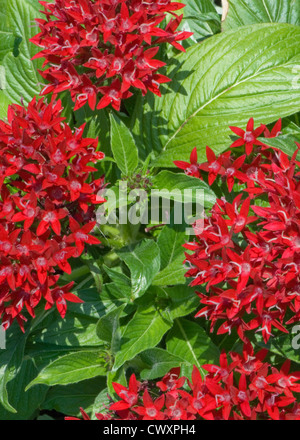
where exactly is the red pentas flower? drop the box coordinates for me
[0,97,106,331]
[111,374,140,413]
[133,390,165,420]
[30,0,193,111]
[157,367,185,397]
[66,344,300,420]
[175,118,300,344]
[174,147,201,179]
[230,117,266,155]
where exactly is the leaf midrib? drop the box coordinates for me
[164,60,295,151]
[174,319,201,370]
[162,25,299,151]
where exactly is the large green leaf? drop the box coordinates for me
[0,0,10,30]
[25,343,81,371]
[117,240,161,299]
[113,304,172,369]
[0,1,17,62]
[42,377,106,418]
[27,350,107,388]
[0,329,29,413]
[0,31,15,61]
[30,312,101,347]
[223,0,300,30]
[135,23,300,167]
[1,0,42,108]
[166,319,219,377]
[0,92,11,120]
[0,359,47,420]
[110,113,139,176]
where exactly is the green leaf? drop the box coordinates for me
[85,109,111,155]
[138,23,300,167]
[114,304,172,369]
[157,221,186,271]
[254,329,300,364]
[102,265,132,299]
[42,377,106,418]
[152,257,186,286]
[107,368,127,401]
[260,133,300,157]
[223,0,300,30]
[0,359,47,420]
[92,387,111,419]
[152,170,216,206]
[184,0,221,40]
[258,120,300,157]
[30,312,101,347]
[0,1,19,62]
[0,0,10,31]
[96,304,125,354]
[140,348,183,380]
[25,343,81,370]
[2,0,42,105]
[27,350,107,388]
[0,91,11,120]
[66,286,119,319]
[0,31,15,61]
[117,240,161,299]
[80,254,103,293]
[0,329,29,413]
[156,285,199,320]
[101,283,134,305]
[166,319,219,377]
[110,112,139,176]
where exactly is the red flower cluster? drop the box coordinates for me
[0,97,106,330]
[176,118,300,343]
[66,344,300,420]
[31,0,192,111]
